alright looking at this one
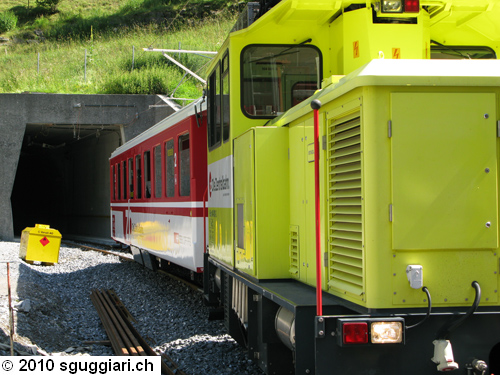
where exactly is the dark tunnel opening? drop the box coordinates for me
[11,123,122,241]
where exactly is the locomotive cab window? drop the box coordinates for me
[207,50,230,150]
[207,62,221,150]
[222,53,230,143]
[241,44,321,118]
[430,44,497,60]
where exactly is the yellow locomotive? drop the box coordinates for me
[202,1,500,374]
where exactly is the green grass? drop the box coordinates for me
[0,0,241,95]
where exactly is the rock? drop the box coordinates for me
[14,299,31,312]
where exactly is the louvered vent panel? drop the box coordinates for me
[289,226,299,276]
[327,114,364,297]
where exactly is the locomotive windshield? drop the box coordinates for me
[241,44,321,118]
[430,45,497,60]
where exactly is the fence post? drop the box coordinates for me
[132,46,135,71]
[84,49,87,81]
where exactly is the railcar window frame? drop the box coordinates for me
[154,144,162,198]
[240,43,322,119]
[135,154,142,199]
[179,133,191,197]
[128,158,134,199]
[117,162,122,200]
[122,161,127,200]
[144,150,152,199]
[112,165,116,201]
[165,139,175,198]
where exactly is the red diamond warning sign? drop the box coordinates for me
[40,236,50,247]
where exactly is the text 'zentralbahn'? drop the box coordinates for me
[110,1,500,374]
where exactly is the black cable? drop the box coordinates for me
[406,286,432,329]
[437,281,481,339]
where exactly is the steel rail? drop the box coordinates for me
[63,242,134,261]
[101,290,145,356]
[90,289,182,375]
[94,290,138,355]
[90,291,129,355]
[7,262,14,356]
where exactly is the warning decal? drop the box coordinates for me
[353,41,360,58]
[40,237,50,247]
[392,48,401,59]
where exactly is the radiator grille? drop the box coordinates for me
[327,113,364,297]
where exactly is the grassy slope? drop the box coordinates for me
[0,0,239,96]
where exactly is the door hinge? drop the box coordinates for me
[497,120,500,138]
[323,252,329,267]
[388,120,392,138]
[322,135,327,150]
[389,204,393,222]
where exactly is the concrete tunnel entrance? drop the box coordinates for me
[11,123,121,239]
[0,94,173,242]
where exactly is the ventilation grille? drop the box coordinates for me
[327,113,364,297]
[289,225,299,276]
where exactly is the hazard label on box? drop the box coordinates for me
[40,237,50,247]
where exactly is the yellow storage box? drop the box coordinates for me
[19,224,62,264]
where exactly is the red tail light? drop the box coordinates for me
[405,0,419,12]
[343,322,368,344]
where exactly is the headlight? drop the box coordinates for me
[371,321,404,344]
[382,0,403,13]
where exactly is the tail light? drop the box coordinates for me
[343,322,369,344]
[404,0,420,12]
[338,318,405,346]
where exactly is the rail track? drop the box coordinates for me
[90,289,186,375]
[65,241,202,291]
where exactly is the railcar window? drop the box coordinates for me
[122,161,127,200]
[112,165,116,201]
[179,134,190,197]
[154,145,162,198]
[144,151,151,199]
[135,155,142,199]
[117,163,121,200]
[166,139,175,198]
[222,53,230,142]
[207,61,221,149]
[241,44,321,118]
[128,158,134,199]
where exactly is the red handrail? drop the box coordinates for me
[203,186,208,253]
[312,99,323,317]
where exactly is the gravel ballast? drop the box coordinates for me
[0,241,263,374]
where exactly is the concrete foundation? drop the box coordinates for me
[0,93,173,242]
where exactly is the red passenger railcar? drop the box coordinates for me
[110,100,207,273]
